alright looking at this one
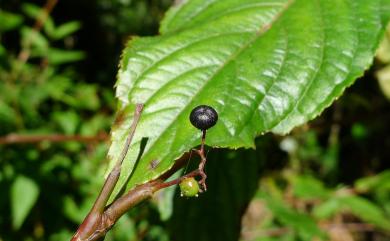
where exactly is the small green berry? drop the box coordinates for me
[179,177,200,197]
[189,105,218,130]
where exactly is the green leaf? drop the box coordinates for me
[313,198,340,220]
[50,21,81,40]
[340,196,390,230]
[11,175,40,230]
[292,175,330,200]
[154,171,181,221]
[31,48,85,65]
[21,3,43,19]
[0,10,24,32]
[73,84,100,110]
[0,44,5,56]
[20,27,49,50]
[107,0,390,198]
[355,170,390,192]
[0,99,18,124]
[52,110,80,134]
[169,148,262,241]
[314,195,390,230]
[261,193,325,240]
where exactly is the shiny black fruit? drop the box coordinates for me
[189,105,218,130]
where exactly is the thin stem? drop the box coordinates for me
[91,104,143,214]
[197,129,208,190]
[200,129,206,152]
[156,169,200,190]
[71,109,213,241]
[0,133,108,145]
[71,104,144,241]
[17,0,58,64]
[164,130,209,191]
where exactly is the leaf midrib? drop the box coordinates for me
[128,0,295,185]
[125,31,253,101]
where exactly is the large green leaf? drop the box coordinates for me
[106,0,390,198]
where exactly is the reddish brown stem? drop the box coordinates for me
[197,130,208,191]
[71,150,206,241]
[91,104,144,214]
[71,154,192,241]
[0,133,108,145]
[17,0,58,63]
[156,168,200,190]
[71,104,144,241]
[71,109,211,241]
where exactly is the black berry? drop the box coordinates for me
[189,105,218,130]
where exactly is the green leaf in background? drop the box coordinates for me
[169,147,262,241]
[355,170,390,192]
[260,192,325,241]
[20,26,49,51]
[341,196,390,230]
[0,10,24,32]
[106,0,390,199]
[50,21,81,40]
[31,48,85,65]
[154,171,182,221]
[52,110,80,135]
[313,195,390,231]
[11,175,40,230]
[0,44,5,56]
[43,18,82,40]
[21,3,43,20]
[292,175,330,200]
[0,100,18,124]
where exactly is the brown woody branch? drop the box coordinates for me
[71,103,208,241]
[71,146,200,240]
[71,150,196,241]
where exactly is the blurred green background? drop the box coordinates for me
[1,1,390,241]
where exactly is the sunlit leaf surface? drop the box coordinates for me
[107,0,390,198]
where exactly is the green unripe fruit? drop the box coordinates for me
[179,177,200,197]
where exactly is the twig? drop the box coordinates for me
[17,0,58,63]
[71,104,144,241]
[75,152,196,241]
[71,103,212,240]
[0,133,108,145]
[91,104,143,214]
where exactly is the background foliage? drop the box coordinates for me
[0,1,390,241]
